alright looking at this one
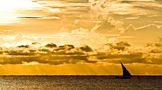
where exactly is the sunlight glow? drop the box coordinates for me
[0,0,39,24]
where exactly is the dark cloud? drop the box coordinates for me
[18,16,43,19]
[0,41,162,65]
[62,0,89,3]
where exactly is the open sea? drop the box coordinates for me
[0,76,162,90]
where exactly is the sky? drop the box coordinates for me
[0,0,162,48]
[1,0,162,75]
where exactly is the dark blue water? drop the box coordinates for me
[0,76,162,90]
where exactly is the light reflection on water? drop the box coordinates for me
[0,76,162,89]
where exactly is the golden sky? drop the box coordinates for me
[1,0,162,75]
[0,0,162,47]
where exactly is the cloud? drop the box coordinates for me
[91,18,124,34]
[2,23,161,48]
[89,0,162,23]
[1,38,162,65]
[120,24,162,46]
[50,28,108,48]
[0,28,109,48]
[1,0,162,49]
[18,16,60,20]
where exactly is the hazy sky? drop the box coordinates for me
[0,0,162,47]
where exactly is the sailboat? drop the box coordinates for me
[121,62,132,79]
[116,62,132,79]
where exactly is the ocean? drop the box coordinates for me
[0,76,162,90]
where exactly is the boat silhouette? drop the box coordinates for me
[116,62,132,79]
[121,62,132,79]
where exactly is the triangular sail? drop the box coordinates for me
[121,62,132,78]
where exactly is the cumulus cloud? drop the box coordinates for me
[0,38,162,66]
[0,28,108,48]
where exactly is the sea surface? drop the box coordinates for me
[0,76,162,90]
